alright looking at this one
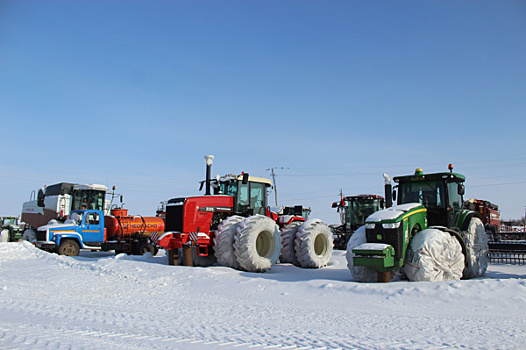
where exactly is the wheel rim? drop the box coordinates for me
[314,233,328,257]
[256,230,274,258]
[63,244,75,256]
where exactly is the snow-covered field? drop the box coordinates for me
[1,242,525,350]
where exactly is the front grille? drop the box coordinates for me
[37,230,47,241]
[366,225,404,261]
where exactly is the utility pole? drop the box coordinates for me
[266,167,287,207]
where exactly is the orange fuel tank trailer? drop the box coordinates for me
[104,208,165,240]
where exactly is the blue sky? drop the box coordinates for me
[1,0,525,223]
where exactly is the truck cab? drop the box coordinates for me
[36,209,106,255]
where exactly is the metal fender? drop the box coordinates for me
[157,232,177,249]
[458,210,483,231]
[55,233,84,248]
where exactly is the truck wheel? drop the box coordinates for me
[279,221,302,265]
[137,241,158,256]
[462,217,489,279]
[295,219,333,268]
[214,215,244,269]
[22,229,36,243]
[58,239,80,256]
[234,215,281,272]
[346,226,382,282]
[404,228,464,282]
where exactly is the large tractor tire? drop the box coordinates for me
[295,219,333,268]
[234,215,281,272]
[279,221,303,265]
[462,217,489,279]
[404,228,464,282]
[58,239,80,256]
[214,215,244,269]
[345,226,378,282]
[0,229,9,242]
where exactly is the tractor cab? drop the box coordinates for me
[335,195,385,232]
[392,166,465,228]
[211,174,272,217]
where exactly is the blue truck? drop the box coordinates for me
[35,209,162,256]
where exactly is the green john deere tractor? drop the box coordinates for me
[348,165,488,282]
[331,195,384,250]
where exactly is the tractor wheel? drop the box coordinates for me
[178,247,216,267]
[345,226,378,282]
[234,215,281,272]
[279,221,302,265]
[58,239,80,256]
[404,228,464,282]
[0,229,8,242]
[462,217,489,279]
[295,219,333,268]
[22,229,36,243]
[214,215,244,269]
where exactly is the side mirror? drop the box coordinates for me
[120,195,123,203]
[37,189,45,207]
[242,173,249,185]
[331,202,338,208]
[458,183,465,196]
[392,189,397,202]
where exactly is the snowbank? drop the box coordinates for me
[0,241,525,349]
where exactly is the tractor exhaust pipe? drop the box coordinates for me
[383,173,392,208]
[204,155,214,195]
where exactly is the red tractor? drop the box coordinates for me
[157,156,333,272]
[464,198,501,236]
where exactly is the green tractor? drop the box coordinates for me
[0,216,25,242]
[331,195,385,250]
[348,165,488,282]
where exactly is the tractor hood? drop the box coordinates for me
[366,203,425,223]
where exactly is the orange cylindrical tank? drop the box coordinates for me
[104,215,165,240]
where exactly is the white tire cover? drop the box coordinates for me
[405,228,464,282]
[345,226,379,282]
[279,221,302,265]
[462,217,489,279]
[234,215,281,272]
[295,219,333,268]
[214,215,245,269]
[22,229,36,243]
[0,229,9,242]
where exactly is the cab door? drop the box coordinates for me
[82,211,104,243]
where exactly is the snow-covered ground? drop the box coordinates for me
[1,241,525,350]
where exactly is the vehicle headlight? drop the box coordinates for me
[365,223,376,229]
[382,222,401,229]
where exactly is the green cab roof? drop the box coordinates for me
[393,168,465,183]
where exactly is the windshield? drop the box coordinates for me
[72,190,105,211]
[3,218,17,225]
[347,198,383,226]
[398,180,445,208]
[219,180,267,215]
[65,211,84,225]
